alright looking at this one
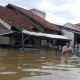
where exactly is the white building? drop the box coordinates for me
[62,23,80,48]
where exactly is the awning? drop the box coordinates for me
[0,31,21,37]
[0,30,70,40]
[22,30,69,40]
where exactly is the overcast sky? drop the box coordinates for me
[0,0,80,25]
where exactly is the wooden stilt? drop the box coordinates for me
[22,33,24,51]
[74,33,76,53]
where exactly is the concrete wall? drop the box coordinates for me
[0,26,9,44]
[9,37,15,45]
[0,24,10,45]
[0,18,12,45]
[62,29,74,46]
[41,40,47,46]
[0,36,9,45]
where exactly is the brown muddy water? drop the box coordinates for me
[0,48,80,80]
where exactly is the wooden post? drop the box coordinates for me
[22,33,24,51]
[74,33,75,52]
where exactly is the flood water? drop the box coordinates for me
[0,48,80,80]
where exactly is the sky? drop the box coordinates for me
[0,0,80,25]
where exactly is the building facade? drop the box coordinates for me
[0,4,62,49]
[61,23,80,49]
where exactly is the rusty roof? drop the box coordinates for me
[0,6,36,31]
[6,4,60,31]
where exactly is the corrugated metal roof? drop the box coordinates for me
[0,6,36,31]
[64,23,80,32]
[75,23,80,31]
[6,4,60,31]
[0,30,69,40]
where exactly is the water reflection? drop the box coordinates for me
[0,49,80,80]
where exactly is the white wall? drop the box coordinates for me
[0,18,11,45]
[62,29,74,46]
[0,23,10,45]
